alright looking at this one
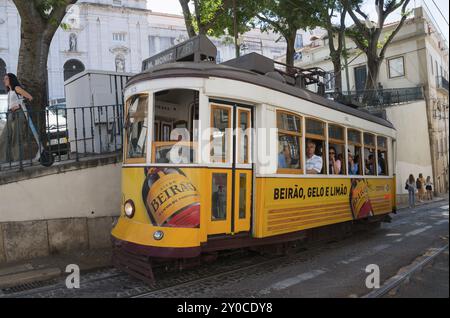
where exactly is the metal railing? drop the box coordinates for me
[0,104,123,173]
[325,86,425,108]
[436,76,449,93]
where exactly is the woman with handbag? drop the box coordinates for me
[425,176,433,201]
[0,73,33,164]
[406,174,416,208]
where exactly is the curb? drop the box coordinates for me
[0,267,62,290]
[396,197,446,211]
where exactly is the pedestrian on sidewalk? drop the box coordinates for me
[417,173,426,202]
[425,176,433,201]
[406,174,416,208]
[0,73,33,164]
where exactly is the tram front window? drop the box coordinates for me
[153,89,199,164]
[125,94,148,161]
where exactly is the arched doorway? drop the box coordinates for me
[0,59,6,93]
[63,59,85,81]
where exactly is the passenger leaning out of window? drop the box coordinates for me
[305,139,323,174]
[329,146,341,174]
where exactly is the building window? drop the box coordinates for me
[63,59,85,81]
[324,72,335,91]
[112,0,122,5]
[113,33,126,42]
[388,56,405,78]
[430,55,433,75]
[294,34,303,49]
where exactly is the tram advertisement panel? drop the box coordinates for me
[142,168,201,228]
[259,177,393,237]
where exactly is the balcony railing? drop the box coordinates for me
[436,76,449,93]
[325,86,425,108]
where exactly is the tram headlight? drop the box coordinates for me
[124,200,135,218]
[153,230,164,241]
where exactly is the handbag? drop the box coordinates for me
[405,182,409,190]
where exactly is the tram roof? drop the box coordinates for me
[126,62,395,130]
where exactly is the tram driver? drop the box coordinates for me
[305,139,323,174]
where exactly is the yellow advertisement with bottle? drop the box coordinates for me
[255,177,393,238]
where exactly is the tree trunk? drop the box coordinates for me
[179,0,197,38]
[285,31,296,71]
[331,53,343,101]
[363,53,381,103]
[16,20,50,143]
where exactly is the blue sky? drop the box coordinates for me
[146,0,449,43]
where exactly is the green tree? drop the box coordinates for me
[178,0,260,57]
[342,0,411,92]
[256,0,321,68]
[12,0,77,138]
[312,1,347,100]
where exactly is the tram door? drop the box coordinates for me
[208,102,253,236]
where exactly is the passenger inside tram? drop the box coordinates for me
[328,146,342,175]
[153,89,198,164]
[305,139,323,174]
[348,149,360,175]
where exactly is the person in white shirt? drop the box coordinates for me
[305,139,323,174]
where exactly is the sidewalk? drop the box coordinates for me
[0,248,111,291]
[396,195,447,211]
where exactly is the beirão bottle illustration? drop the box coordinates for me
[349,179,374,219]
[142,168,200,228]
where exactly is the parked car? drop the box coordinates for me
[0,94,7,133]
[45,104,69,155]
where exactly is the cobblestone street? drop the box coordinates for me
[1,199,447,298]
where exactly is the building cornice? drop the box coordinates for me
[78,2,151,14]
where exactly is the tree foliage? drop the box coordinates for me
[178,0,260,38]
[256,0,322,67]
[342,0,411,91]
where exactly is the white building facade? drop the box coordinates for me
[0,0,292,101]
[292,7,449,196]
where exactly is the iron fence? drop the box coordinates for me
[0,104,123,173]
[325,86,425,108]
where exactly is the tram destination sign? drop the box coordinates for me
[142,35,217,71]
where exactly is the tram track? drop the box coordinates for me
[362,243,449,298]
[2,200,446,298]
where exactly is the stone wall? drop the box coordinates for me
[0,156,121,264]
[0,216,116,263]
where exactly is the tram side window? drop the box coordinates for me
[153,89,199,164]
[364,133,378,175]
[377,136,389,176]
[347,129,362,175]
[277,111,302,173]
[328,124,346,175]
[305,118,325,174]
[125,94,148,161]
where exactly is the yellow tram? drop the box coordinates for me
[111,36,397,283]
